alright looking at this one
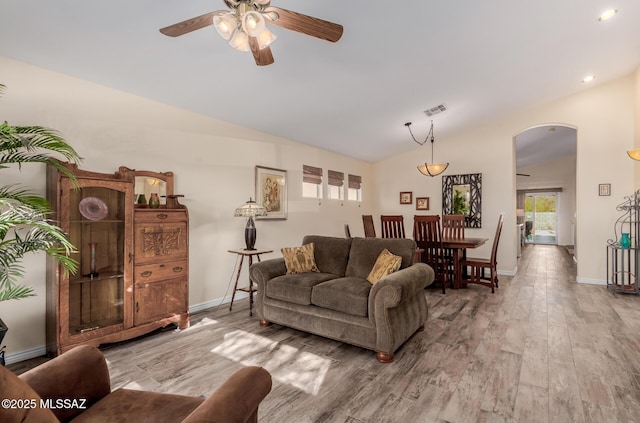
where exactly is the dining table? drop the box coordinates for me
[442,237,488,289]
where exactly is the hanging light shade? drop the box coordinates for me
[257,27,276,49]
[229,29,250,51]
[405,120,449,177]
[213,12,238,40]
[242,11,266,37]
[628,149,640,160]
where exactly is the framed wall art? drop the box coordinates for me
[400,191,413,204]
[416,197,430,210]
[255,165,287,220]
[442,173,482,228]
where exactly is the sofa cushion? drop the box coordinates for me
[346,237,416,279]
[367,248,402,284]
[281,243,320,274]
[301,235,352,276]
[266,272,337,305]
[311,277,372,317]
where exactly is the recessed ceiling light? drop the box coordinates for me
[582,75,595,83]
[598,9,618,21]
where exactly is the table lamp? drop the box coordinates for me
[234,197,267,250]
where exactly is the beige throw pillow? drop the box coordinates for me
[281,243,320,274]
[367,248,402,284]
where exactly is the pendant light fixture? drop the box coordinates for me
[405,120,449,177]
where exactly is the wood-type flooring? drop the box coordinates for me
[10,245,640,422]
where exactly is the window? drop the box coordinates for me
[348,174,362,201]
[302,165,323,199]
[327,170,344,200]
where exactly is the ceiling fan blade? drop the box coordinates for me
[264,6,343,43]
[249,37,275,66]
[517,173,531,177]
[160,11,225,37]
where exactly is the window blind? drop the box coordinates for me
[348,174,362,189]
[328,170,344,187]
[303,165,322,185]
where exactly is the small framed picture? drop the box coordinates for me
[599,183,611,196]
[416,197,430,210]
[400,191,413,204]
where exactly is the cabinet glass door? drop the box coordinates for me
[66,184,127,335]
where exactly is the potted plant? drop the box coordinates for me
[0,83,81,364]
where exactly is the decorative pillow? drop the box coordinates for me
[367,248,402,284]
[281,243,320,274]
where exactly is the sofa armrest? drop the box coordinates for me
[181,366,272,423]
[20,345,111,422]
[249,258,287,287]
[369,263,434,311]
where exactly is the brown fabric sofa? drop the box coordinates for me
[250,235,435,363]
[0,345,272,423]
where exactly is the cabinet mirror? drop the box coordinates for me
[118,167,174,207]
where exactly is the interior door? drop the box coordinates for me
[524,193,557,244]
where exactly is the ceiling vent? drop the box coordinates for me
[424,104,447,117]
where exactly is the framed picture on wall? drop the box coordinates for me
[416,197,430,210]
[400,191,413,204]
[599,183,611,196]
[255,166,287,219]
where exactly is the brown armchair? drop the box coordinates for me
[0,345,272,423]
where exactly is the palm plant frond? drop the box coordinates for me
[1,83,82,302]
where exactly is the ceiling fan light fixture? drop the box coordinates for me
[257,28,276,49]
[254,0,271,5]
[229,29,250,51]
[213,12,239,40]
[242,11,266,37]
[627,149,640,161]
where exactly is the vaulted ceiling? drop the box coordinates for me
[1,1,639,164]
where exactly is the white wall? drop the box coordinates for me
[373,73,637,284]
[516,155,577,246]
[0,57,373,359]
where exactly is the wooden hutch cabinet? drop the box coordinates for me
[46,163,189,356]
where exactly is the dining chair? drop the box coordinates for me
[460,213,504,293]
[381,215,405,238]
[362,215,376,237]
[442,214,466,277]
[413,215,449,294]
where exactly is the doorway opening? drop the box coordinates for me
[524,192,557,244]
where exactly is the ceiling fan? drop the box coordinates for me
[160,0,344,66]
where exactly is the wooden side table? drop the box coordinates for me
[228,249,273,316]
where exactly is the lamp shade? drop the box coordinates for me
[628,149,640,161]
[235,198,267,251]
[257,28,276,49]
[417,162,449,177]
[234,198,267,218]
[213,12,238,40]
[242,11,266,37]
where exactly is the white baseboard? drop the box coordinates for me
[3,293,250,365]
[4,345,47,366]
[188,292,248,314]
[576,277,606,285]
[498,267,517,277]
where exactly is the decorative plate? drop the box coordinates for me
[78,197,109,221]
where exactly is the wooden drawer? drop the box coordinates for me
[134,260,187,284]
[134,221,188,264]
[134,209,187,223]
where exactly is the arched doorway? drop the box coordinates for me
[514,125,577,254]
